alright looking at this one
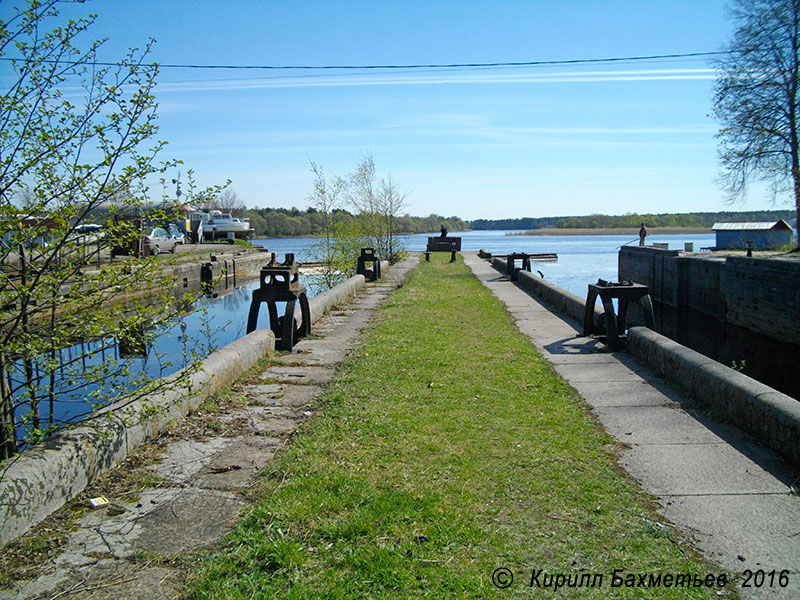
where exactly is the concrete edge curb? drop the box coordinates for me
[0,329,275,547]
[307,274,366,324]
[0,272,370,548]
[482,252,799,467]
[488,255,604,327]
[628,326,800,467]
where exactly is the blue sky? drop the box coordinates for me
[8,0,792,220]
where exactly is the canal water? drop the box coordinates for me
[254,230,716,296]
[28,228,800,446]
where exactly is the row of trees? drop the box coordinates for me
[243,206,468,239]
[551,210,795,230]
[469,210,795,231]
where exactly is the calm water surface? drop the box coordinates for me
[11,230,719,435]
[253,230,716,295]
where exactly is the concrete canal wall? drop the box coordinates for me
[490,255,604,328]
[619,246,800,345]
[485,252,800,468]
[0,270,368,548]
[628,327,800,467]
[168,249,271,294]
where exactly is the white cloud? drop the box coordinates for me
[154,68,716,93]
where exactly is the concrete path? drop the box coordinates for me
[463,252,800,600]
[1,256,418,600]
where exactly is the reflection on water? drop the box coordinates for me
[648,303,800,401]
[10,274,321,438]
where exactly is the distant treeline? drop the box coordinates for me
[470,210,796,230]
[243,207,470,238]
[469,217,562,230]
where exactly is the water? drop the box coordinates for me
[9,229,721,442]
[253,230,716,296]
[8,275,321,437]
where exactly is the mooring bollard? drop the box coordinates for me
[200,262,214,290]
[356,247,381,281]
[505,253,532,281]
[246,253,311,351]
[583,279,654,351]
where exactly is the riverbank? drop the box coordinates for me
[518,227,713,236]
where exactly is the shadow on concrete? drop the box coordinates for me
[543,337,601,355]
[630,364,800,487]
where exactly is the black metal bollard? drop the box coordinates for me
[356,247,381,281]
[246,253,311,351]
[506,253,532,281]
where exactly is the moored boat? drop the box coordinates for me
[190,210,254,240]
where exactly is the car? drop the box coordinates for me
[70,223,104,245]
[168,224,185,245]
[143,227,177,256]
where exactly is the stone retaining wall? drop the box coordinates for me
[628,327,800,466]
[619,246,800,345]
[0,270,369,548]
[169,250,271,294]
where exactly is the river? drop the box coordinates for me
[253,229,716,296]
[9,229,729,442]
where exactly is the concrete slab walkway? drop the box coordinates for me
[1,256,419,600]
[463,252,800,600]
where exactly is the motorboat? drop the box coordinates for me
[190,210,254,240]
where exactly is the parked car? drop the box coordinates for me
[70,223,104,245]
[168,224,185,245]
[143,227,177,255]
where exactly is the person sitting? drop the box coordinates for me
[440,224,448,238]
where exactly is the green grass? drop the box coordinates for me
[190,254,735,599]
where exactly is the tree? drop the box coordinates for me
[713,0,800,246]
[308,162,353,288]
[346,153,382,253]
[0,1,196,458]
[346,153,409,263]
[377,174,408,263]
[210,189,246,217]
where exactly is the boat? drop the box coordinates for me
[190,210,254,241]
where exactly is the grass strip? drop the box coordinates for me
[191,253,734,599]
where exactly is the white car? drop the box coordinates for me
[143,227,177,255]
[168,224,185,244]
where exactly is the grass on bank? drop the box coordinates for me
[191,253,734,599]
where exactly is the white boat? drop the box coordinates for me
[190,210,254,240]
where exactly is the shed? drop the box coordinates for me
[711,220,795,250]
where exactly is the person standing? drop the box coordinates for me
[638,223,647,246]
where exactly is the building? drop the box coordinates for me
[711,220,795,250]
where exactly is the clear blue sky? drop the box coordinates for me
[10,0,793,220]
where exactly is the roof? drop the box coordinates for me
[711,219,794,232]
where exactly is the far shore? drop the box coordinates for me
[517,227,713,236]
